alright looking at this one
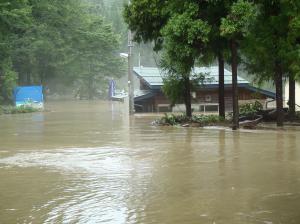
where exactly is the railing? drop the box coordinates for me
[266,99,300,110]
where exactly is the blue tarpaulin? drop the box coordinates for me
[14,86,44,108]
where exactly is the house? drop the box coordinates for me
[133,66,275,113]
[14,86,44,109]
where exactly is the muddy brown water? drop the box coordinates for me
[0,101,300,224]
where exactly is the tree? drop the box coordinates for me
[198,1,231,119]
[221,0,257,129]
[285,2,300,119]
[0,59,17,103]
[0,0,124,102]
[160,3,210,117]
[124,1,211,117]
[242,0,300,126]
[71,16,124,99]
[0,0,31,103]
[161,56,205,112]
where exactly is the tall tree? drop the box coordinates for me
[0,0,31,103]
[0,0,124,102]
[242,0,300,126]
[200,1,231,119]
[285,1,300,119]
[124,1,212,117]
[160,3,210,117]
[221,0,257,129]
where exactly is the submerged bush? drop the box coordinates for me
[239,101,263,117]
[156,114,226,126]
[0,105,39,114]
[191,114,225,125]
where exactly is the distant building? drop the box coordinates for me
[284,80,300,111]
[14,86,44,109]
[133,66,275,113]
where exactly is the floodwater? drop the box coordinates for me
[0,101,300,224]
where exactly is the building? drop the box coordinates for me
[284,81,300,111]
[133,66,275,113]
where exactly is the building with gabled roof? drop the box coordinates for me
[133,66,275,113]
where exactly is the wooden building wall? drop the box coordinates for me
[136,87,269,112]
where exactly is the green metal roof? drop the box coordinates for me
[133,66,249,88]
[133,66,276,99]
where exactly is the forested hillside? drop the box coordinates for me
[0,0,125,102]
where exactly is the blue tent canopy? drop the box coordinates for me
[14,86,44,107]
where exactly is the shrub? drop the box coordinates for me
[0,105,39,114]
[161,113,190,125]
[157,114,225,126]
[0,59,18,104]
[239,100,263,117]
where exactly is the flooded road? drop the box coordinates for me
[0,101,300,224]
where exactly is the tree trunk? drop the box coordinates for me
[289,74,296,119]
[18,73,23,85]
[231,39,239,130]
[26,73,31,85]
[218,52,225,119]
[184,76,192,118]
[275,62,284,126]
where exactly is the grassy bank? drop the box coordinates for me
[0,105,40,115]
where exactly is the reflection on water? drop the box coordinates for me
[0,101,300,223]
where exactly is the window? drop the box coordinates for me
[199,104,219,113]
[192,92,197,99]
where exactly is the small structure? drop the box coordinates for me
[133,66,275,113]
[108,79,116,99]
[14,86,44,109]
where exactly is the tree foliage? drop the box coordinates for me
[241,0,300,125]
[124,0,212,117]
[0,0,124,103]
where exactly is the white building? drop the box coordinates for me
[284,80,300,111]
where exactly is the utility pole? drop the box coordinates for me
[127,3,134,115]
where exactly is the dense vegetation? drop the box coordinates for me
[0,0,125,103]
[124,0,300,128]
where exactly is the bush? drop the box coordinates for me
[0,59,18,104]
[192,114,224,125]
[0,105,39,114]
[161,113,189,125]
[239,100,263,117]
[157,114,225,126]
